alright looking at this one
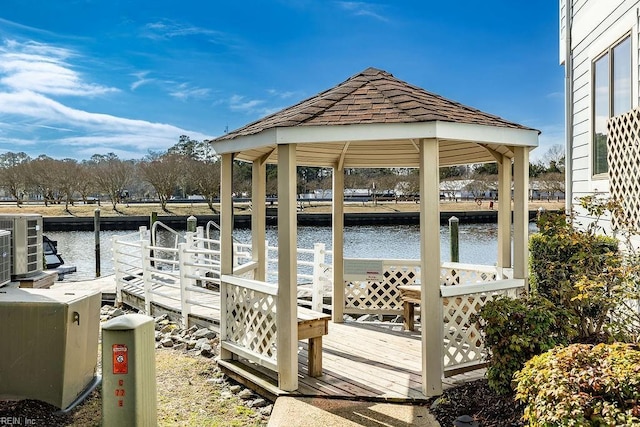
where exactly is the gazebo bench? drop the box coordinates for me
[297,307,331,377]
[397,285,421,331]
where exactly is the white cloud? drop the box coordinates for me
[229,94,265,112]
[0,40,118,96]
[267,89,299,99]
[170,83,211,101]
[336,1,389,22]
[142,19,224,40]
[0,39,210,158]
[130,71,155,91]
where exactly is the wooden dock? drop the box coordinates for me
[219,320,484,402]
[52,275,484,402]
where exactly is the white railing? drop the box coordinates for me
[112,227,149,303]
[343,259,421,316]
[341,259,512,316]
[442,278,524,375]
[112,225,332,326]
[220,275,279,371]
[112,225,524,376]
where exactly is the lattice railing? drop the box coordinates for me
[608,108,640,229]
[221,276,278,371]
[342,260,509,315]
[440,262,504,286]
[344,260,421,315]
[442,279,525,375]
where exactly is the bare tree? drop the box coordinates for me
[138,153,184,211]
[185,158,221,211]
[27,156,58,206]
[55,159,82,211]
[538,172,565,201]
[543,144,565,172]
[91,153,134,210]
[0,152,30,206]
[77,161,96,204]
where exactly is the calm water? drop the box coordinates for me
[46,223,537,281]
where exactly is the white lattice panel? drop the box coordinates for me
[443,287,523,371]
[440,265,497,287]
[344,265,419,313]
[608,109,640,229]
[225,285,278,363]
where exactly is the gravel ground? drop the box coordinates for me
[0,306,272,427]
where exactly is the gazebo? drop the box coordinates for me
[210,67,539,397]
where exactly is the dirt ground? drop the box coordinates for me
[0,350,268,427]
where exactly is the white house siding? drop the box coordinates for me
[562,0,639,230]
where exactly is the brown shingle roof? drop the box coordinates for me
[215,67,536,141]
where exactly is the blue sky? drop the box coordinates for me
[0,1,563,161]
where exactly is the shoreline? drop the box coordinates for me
[43,209,559,231]
[0,200,564,231]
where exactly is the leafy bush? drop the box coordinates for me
[475,296,575,395]
[530,206,629,340]
[515,343,640,426]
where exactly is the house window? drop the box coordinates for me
[593,35,632,176]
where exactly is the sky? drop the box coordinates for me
[0,1,564,162]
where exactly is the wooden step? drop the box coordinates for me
[217,358,291,402]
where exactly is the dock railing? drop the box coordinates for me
[112,224,333,327]
[112,225,524,376]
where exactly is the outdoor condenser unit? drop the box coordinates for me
[0,214,43,279]
[0,288,101,409]
[0,230,11,286]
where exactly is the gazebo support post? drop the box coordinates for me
[419,138,443,397]
[252,158,267,281]
[276,143,298,391]
[513,146,529,291]
[219,153,234,361]
[332,164,345,323]
[497,154,512,269]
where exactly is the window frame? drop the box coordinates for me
[591,32,632,178]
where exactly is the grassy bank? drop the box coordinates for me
[0,199,565,218]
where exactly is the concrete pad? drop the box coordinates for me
[268,397,440,427]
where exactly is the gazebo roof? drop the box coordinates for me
[212,67,539,168]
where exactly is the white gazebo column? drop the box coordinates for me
[277,143,298,391]
[497,154,512,269]
[252,158,267,281]
[332,164,345,323]
[419,138,443,397]
[219,152,234,361]
[513,146,529,290]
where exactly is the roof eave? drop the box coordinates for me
[210,121,539,155]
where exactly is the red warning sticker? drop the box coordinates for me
[112,344,128,374]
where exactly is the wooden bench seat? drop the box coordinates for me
[297,307,330,377]
[397,284,421,331]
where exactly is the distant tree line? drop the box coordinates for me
[0,137,565,210]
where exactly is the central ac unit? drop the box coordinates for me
[0,230,10,286]
[0,214,43,279]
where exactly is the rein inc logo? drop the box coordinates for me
[0,417,36,425]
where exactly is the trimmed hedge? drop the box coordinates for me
[515,343,640,426]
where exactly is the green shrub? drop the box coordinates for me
[515,343,640,426]
[475,295,575,395]
[530,208,625,340]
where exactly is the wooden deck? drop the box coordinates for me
[53,274,484,402]
[219,319,484,402]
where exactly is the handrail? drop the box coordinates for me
[151,220,183,248]
[440,278,525,297]
[205,220,243,244]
